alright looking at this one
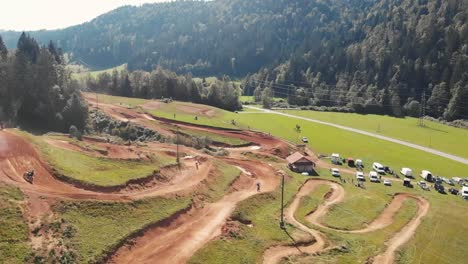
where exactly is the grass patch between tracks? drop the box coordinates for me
[16,131,175,187]
[201,162,241,203]
[56,196,192,263]
[0,184,31,263]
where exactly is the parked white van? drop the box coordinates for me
[373,162,385,174]
[420,170,433,182]
[369,171,380,182]
[400,168,413,178]
[461,186,468,200]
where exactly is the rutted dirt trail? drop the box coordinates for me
[109,160,280,264]
[0,130,213,201]
[263,179,429,264]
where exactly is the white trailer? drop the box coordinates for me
[420,170,433,182]
[400,168,413,178]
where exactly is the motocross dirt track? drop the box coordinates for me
[109,160,280,264]
[0,96,429,264]
[263,179,429,264]
[0,130,213,201]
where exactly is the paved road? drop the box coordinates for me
[244,106,468,165]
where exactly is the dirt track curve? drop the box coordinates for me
[0,130,214,201]
[109,160,280,264]
[263,179,429,264]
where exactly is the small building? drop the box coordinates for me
[286,152,316,173]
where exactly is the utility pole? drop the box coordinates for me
[280,173,285,229]
[96,92,99,110]
[419,90,426,127]
[176,126,180,165]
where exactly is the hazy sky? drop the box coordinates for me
[0,0,168,31]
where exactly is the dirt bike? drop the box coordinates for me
[23,170,34,184]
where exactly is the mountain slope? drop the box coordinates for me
[1,0,467,120]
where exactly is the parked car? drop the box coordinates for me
[302,137,309,143]
[331,168,340,177]
[434,183,445,194]
[372,162,385,174]
[443,178,455,186]
[356,171,365,181]
[383,179,392,186]
[434,176,443,184]
[417,181,430,191]
[347,158,355,167]
[369,171,380,182]
[452,177,462,184]
[448,188,459,195]
[355,159,363,168]
[384,166,394,174]
[331,153,341,165]
[403,178,412,188]
[400,168,413,178]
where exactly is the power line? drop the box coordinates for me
[249,78,468,108]
[244,84,468,119]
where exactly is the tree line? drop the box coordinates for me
[81,66,242,111]
[243,0,468,121]
[0,33,88,131]
[2,0,467,120]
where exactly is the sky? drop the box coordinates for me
[0,0,169,31]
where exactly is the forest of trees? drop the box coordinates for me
[82,67,242,111]
[0,34,88,131]
[1,0,467,120]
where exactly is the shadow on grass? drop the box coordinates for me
[284,228,304,253]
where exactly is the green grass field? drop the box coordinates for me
[0,184,31,263]
[71,64,127,81]
[178,127,248,146]
[17,131,175,187]
[282,110,468,159]
[56,196,191,263]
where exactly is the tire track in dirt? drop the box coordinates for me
[0,130,213,201]
[108,160,281,264]
[263,179,429,264]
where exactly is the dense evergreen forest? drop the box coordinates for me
[0,34,88,131]
[1,0,468,120]
[82,67,242,111]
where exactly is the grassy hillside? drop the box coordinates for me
[71,64,127,81]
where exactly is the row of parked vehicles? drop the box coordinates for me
[330,160,468,200]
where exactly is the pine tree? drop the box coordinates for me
[0,36,7,60]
